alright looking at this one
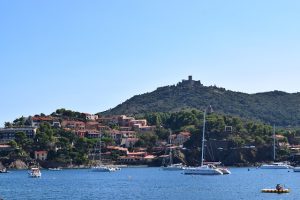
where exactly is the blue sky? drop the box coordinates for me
[1,0,300,125]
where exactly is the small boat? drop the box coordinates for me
[261,189,290,193]
[91,165,116,172]
[260,125,291,169]
[260,162,291,169]
[91,133,120,173]
[293,167,300,172]
[162,130,185,171]
[48,167,62,171]
[0,168,9,173]
[28,167,41,178]
[162,163,185,171]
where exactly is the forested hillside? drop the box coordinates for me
[101,78,300,126]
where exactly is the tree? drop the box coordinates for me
[4,122,12,128]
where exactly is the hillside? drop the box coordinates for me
[101,76,300,126]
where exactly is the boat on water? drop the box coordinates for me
[184,165,223,175]
[48,167,62,171]
[28,167,41,178]
[91,133,120,172]
[293,167,300,172]
[218,167,231,174]
[260,162,291,169]
[0,168,9,173]
[260,125,291,169]
[162,130,184,171]
[203,162,231,174]
[91,165,119,172]
[162,163,185,171]
[184,107,228,175]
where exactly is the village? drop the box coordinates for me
[0,112,191,167]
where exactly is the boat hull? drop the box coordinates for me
[91,166,119,172]
[162,164,184,171]
[184,166,223,175]
[260,165,290,169]
[293,167,300,172]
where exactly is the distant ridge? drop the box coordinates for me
[100,76,300,126]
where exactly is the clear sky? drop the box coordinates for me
[1,0,300,126]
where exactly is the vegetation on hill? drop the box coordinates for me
[101,80,300,126]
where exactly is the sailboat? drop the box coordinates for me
[260,125,291,169]
[91,133,119,172]
[162,130,184,171]
[184,109,223,175]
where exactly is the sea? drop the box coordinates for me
[0,167,299,200]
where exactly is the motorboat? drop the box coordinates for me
[28,167,41,178]
[0,168,9,173]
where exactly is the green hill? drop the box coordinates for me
[101,76,300,126]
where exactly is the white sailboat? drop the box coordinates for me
[162,130,184,171]
[260,125,291,169]
[91,133,119,172]
[184,108,224,175]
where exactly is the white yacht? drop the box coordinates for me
[91,165,116,172]
[162,130,184,171]
[184,165,223,175]
[184,108,227,175]
[260,162,291,169]
[260,125,291,169]
[91,133,119,173]
[162,163,185,171]
[48,167,62,171]
[28,167,41,178]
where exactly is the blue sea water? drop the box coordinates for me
[0,167,299,200]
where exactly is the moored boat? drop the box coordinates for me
[48,167,62,171]
[184,165,223,175]
[260,162,291,169]
[0,168,9,173]
[162,163,185,171]
[29,167,41,178]
[293,167,300,172]
[183,108,225,175]
[260,125,291,169]
[161,130,184,171]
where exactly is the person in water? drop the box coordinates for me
[276,184,283,191]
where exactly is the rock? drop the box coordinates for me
[8,159,28,169]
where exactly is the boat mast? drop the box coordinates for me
[273,125,276,161]
[169,129,173,165]
[201,110,206,166]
